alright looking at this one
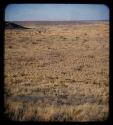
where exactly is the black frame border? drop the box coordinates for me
[0,0,112,124]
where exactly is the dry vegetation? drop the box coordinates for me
[4,21,109,121]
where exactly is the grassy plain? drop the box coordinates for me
[4,21,109,121]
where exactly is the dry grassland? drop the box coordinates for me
[4,22,109,121]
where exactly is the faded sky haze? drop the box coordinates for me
[5,4,109,21]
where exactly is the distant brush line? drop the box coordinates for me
[9,20,109,26]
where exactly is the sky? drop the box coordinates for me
[5,4,109,21]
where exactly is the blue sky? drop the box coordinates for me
[5,4,109,21]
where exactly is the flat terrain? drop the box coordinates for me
[4,21,109,121]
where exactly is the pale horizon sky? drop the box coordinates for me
[5,4,109,21]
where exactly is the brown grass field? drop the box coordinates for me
[4,21,109,121]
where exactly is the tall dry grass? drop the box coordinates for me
[4,21,109,121]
